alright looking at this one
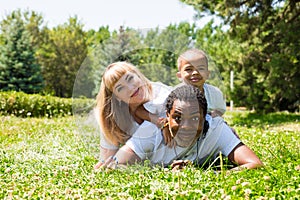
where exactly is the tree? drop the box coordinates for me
[85,26,111,49]
[73,26,111,98]
[193,21,247,102]
[37,16,88,97]
[87,26,143,96]
[181,0,300,112]
[0,10,44,93]
[134,22,196,86]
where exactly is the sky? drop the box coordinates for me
[0,0,212,31]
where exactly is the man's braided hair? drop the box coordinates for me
[165,84,207,117]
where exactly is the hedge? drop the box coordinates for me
[0,91,95,118]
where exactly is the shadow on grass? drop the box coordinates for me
[230,112,300,127]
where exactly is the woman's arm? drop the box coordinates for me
[228,143,263,170]
[94,146,118,169]
[114,145,142,165]
[95,120,160,169]
[100,146,118,160]
[95,145,141,169]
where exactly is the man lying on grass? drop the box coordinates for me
[95,84,263,170]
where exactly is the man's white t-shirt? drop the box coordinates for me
[126,115,241,166]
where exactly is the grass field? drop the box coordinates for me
[1,111,299,199]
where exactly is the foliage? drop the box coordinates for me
[66,26,111,99]
[132,48,180,86]
[134,23,195,86]
[85,26,111,48]
[225,110,300,127]
[0,111,299,199]
[36,17,88,98]
[1,7,299,112]
[0,10,44,93]
[78,23,195,98]
[0,91,94,118]
[181,0,300,112]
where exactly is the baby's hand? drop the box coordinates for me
[210,110,223,118]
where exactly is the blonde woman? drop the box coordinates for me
[94,62,171,168]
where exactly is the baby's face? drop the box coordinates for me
[167,99,204,148]
[178,59,209,88]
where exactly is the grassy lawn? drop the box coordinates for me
[1,111,299,199]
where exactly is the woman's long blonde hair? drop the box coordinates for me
[96,62,153,146]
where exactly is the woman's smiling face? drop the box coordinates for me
[168,99,204,148]
[113,71,146,105]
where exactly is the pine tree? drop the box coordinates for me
[0,11,44,93]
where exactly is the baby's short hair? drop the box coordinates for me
[177,49,208,70]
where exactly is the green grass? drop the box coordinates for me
[1,111,300,199]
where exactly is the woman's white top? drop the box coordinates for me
[99,82,172,149]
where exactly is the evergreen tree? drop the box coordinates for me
[0,11,43,93]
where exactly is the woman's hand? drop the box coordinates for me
[94,146,118,169]
[94,156,119,170]
[94,160,105,169]
[95,145,141,170]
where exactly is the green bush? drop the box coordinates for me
[0,91,95,118]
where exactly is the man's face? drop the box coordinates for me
[178,59,209,88]
[167,99,204,148]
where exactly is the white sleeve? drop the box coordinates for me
[143,82,172,117]
[100,130,119,150]
[125,121,159,160]
[204,84,226,115]
[217,122,241,156]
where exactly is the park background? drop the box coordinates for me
[0,0,299,199]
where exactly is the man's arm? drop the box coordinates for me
[228,143,263,170]
[216,121,262,170]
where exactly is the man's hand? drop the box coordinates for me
[170,160,192,171]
